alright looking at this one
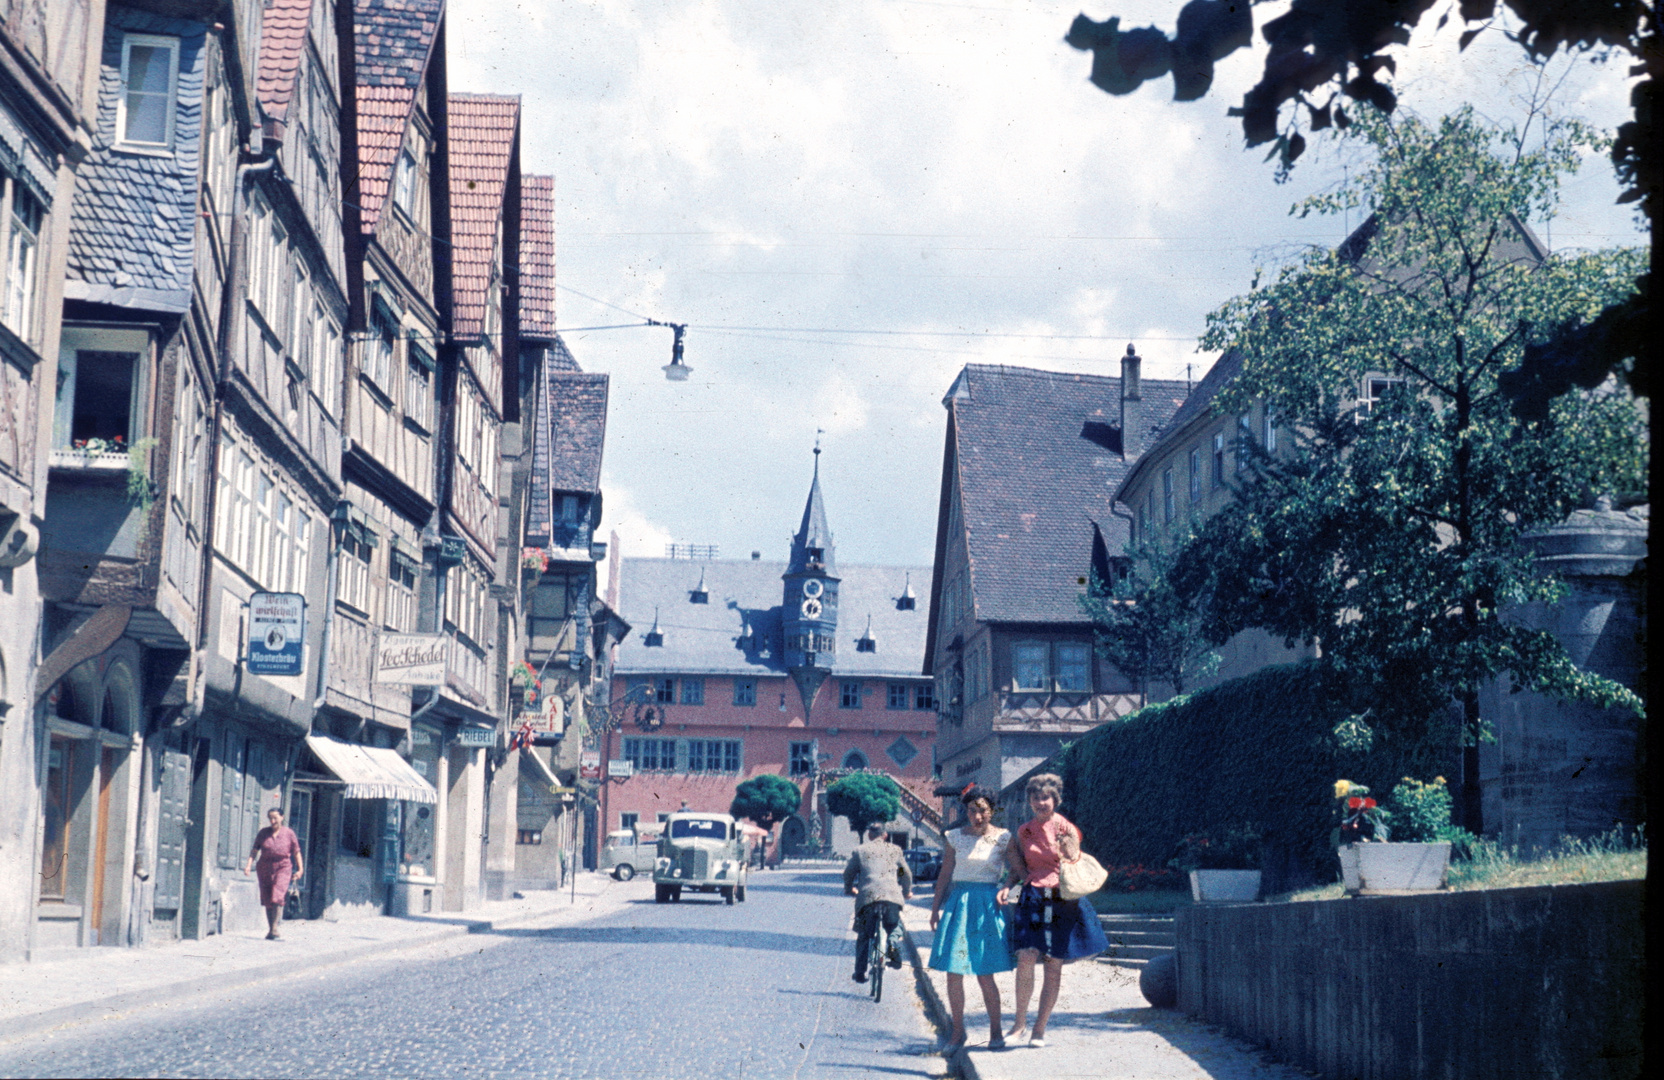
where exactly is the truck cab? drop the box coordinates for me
[599,826,661,881]
[654,812,749,904]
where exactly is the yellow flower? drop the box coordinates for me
[1434,776,1445,785]
[1334,780,1352,799]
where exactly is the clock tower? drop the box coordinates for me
[782,447,839,715]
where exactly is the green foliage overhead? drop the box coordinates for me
[729,773,802,832]
[1057,664,1454,883]
[825,773,902,835]
[1096,107,1646,759]
[1083,532,1219,695]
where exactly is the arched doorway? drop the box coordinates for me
[780,815,808,858]
[841,750,868,771]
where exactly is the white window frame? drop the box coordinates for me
[118,34,180,149]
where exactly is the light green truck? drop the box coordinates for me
[653,812,749,904]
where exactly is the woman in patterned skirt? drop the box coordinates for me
[998,773,1107,1048]
[928,786,1016,1050]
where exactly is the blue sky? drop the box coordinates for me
[445,0,1643,570]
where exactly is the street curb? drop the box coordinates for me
[0,903,569,1044]
[902,921,986,1080]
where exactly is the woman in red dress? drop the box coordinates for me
[246,808,304,940]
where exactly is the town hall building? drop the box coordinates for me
[607,455,939,857]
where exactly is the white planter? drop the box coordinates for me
[1189,868,1261,903]
[1339,841,1451,894]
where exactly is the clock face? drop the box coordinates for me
[801,597,823,618]
[802,579,824,599]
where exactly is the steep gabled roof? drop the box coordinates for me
[786,456,836,577]
[940,365,1187,627]
[447,93,520,339]
[546,370,609,494]
[257,0,314,130]
[352,0,445,234]
[520,174,557,338]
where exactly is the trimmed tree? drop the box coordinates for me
[729,773,802,832]
[825,773,902,836]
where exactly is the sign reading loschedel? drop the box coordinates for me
[376,632,447,686]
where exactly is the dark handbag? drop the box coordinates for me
[283,884,303,921]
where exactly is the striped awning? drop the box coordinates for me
[305,735,437,804]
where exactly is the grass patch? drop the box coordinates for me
[1265,883,1346,903]
[1087,888,1191,913]
[1447,828,1646,891]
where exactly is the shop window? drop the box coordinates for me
[339,797,379,858]
[119,34,178,148]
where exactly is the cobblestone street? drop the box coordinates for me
[0,869,947,1080]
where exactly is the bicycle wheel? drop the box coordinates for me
[869,924,885,1002]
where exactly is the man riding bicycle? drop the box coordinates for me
[842,822,913,983]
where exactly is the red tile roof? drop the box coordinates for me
[352,0,445,235]
[257,0,314,130]
[520,174,556,338]
[448,93,520,340]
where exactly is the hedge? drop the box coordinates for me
[1056,662,1457,890]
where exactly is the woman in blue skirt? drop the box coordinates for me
[928,786,1016,1049]
[998,773,1107,1048]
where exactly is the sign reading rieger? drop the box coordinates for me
[376,633,447,685]
[248,592,306,676]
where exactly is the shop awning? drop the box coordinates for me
[305,735,438,804]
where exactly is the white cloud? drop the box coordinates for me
[449,0,1639,566]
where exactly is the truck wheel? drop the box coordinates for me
[616,864,635,882]
[722,887,735,905]
[654,884,668,903]
[672,886,683,902]
[737,885,747,902]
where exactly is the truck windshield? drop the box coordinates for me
[670,819,728,840]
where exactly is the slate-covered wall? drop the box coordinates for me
[1175,882,1643,1080]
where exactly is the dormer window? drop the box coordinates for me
[856,615,876,652]
[119,35,179,148]
[690,568,708,604]
[643,629,663,647]
[896,573,917,611]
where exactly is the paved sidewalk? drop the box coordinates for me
[900,897,1311,1080]
[0,873,630,1042]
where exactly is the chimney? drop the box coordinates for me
[1120,343,1143,460]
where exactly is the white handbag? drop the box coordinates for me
[1058,851,1108,901]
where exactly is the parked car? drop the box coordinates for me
[904,846,943,882]
[654,812,749,903]
[600,827,661,881]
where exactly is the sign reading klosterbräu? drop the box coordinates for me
[376,632,447,685]
[248,592,306,676]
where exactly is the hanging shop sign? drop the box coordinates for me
[579,751,601,779]
[376,632,448,685]
[454,726,496,747]
[247,592,306,676]
[607,759,634,779]
[519,693,564,734]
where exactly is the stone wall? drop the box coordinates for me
[1175,881,1643,1080]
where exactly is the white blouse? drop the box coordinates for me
[947,826,1011,884]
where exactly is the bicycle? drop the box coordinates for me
[866,911,888,1002]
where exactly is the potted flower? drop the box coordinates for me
[509,660,540,706]
[1169,825,1262,903]
[1333,778,1453,894]
[521,547,549,575]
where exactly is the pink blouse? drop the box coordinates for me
[1016,814,1079,889]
